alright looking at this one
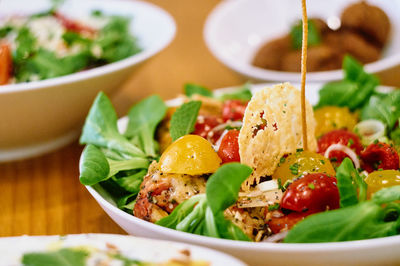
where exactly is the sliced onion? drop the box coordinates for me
[212,129,228,151]
[263,231,289,243]
[324,143,360,169]
[354,119,386,146]
[210,121,243,133]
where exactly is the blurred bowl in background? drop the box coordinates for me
[204,0,400,82]
[0,0,176,162]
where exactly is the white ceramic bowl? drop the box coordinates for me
[0,234,245,265]
[204,0,400,83]
[0,0,175,162]
[85,83,400,266]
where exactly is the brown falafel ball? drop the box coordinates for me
[341,1,390,48]
[252,35,291,71]
[281,45,342,72]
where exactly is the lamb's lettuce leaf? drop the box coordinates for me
[157,163,252,241]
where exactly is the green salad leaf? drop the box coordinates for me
[290,19,321,50]
[206,163,253,214]
[125,95,167,157]
[22,248,89,266]
[170,101,201,141]
[284,199,400,243]
[79,144,110,185]
[184,83,213,97]
[157,163,252,241]
[315,56,379,111]
[0,25,13,38]
[184,83,253,101]
[80,92,145,157]
[390,123,400,149]
[336,158,367,207]
[79,92,166,210]
[94,16,141,63]
[361,90,400,131]
[216,83,253,101]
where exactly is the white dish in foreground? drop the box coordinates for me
[0,233,245,265]
[204,0,400,82]
[0,0,176,162]
[86,82,400,266]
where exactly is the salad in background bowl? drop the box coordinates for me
[0,6,142,84]
[79,57,400,265]
[0,0,175,161]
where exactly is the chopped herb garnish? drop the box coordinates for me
[308,183,315,190]
[283,180,292,190]
[289,163,300,175]
[277,178,283,191]
[268,203,280,211]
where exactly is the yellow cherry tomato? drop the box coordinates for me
[159,135,221,175]
[314,106,358,137]
[365,170,400,198]
[272,150,336,184]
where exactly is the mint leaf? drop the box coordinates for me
[315,56,379,111]
[170,101,201,141]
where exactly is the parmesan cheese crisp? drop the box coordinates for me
[239,82,317,190]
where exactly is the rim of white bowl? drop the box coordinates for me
[203,0,400,82]
[0,0,176,94]
[85,185,400,251]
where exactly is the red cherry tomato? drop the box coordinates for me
[361,142,399,173]
[0,43,12,85]
[193,115,222,144]
[218,130,240,163]
[317,129,363,164]
[54,12,95,34]
[222,100,248,122]
[281,173,340,213]
[266,210,309,234]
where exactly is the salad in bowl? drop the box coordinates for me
[0,6,140,84]
[79,55,400,245]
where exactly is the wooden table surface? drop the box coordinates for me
[1,0,400,237]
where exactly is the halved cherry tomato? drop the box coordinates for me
[159,135,221,175]
[266,210,310,234]
[365,170,400,198]
[0,43,12,85]
[317,129,363,164]
[193,115,222,144]
[272,151,336,184]
[314,106,358,137]
[218,130,240,164]
[222,100,248,122]
[361,142,399,173]
[281,173,340,213]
